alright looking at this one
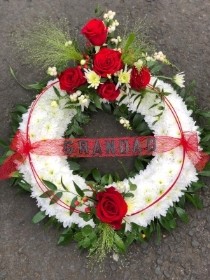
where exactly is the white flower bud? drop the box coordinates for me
[80,59,86,65]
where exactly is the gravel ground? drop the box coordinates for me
[0,1,210,279]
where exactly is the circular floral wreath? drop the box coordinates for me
[1,9,210,261]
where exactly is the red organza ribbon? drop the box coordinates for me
[0,130,209,179]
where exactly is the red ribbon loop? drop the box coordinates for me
[0,131,31,179]
[180,132,209,171]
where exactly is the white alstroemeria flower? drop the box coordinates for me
[104,10,116,20]
[78,94,90,111]
[84,69,101,89]
[119,117,132,130]
[47,66,57,77]
[108,25,116,33]
[173,72,185,88]
[154,51,166,62]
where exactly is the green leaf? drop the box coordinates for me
[68,161,80,171]
[124,192,134,198]
[175,207,189,223]
[92,93,102,109]
[53,86,61,98]
[18,181,31,192]
[156,222,162,244]
[42,180,57,191]
[101,174,109,185]
[185,193,203,209]
[128,180,137,191]
[102,102,112,113]
[57,228,74,245]
[9,66,30,90]
[201,134,210,142]
[73,182,84,197]
[132,113,143,128]
[199,170,210,177]
[124,33,135,51]
[134,158,144,172]
[40,190,54,198]
[70,196,77,215]
[0,139,8,148]
[32,211,46,224]
[187,181,205,193]
[92,168,101,182]
[50,192,63,204]
[114,233,126,252]
[15,105,28,114]
[108,174,113,184]
[79,212,92,222]
[82,225,93,235]
[61,178,69,191]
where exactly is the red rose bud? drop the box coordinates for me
[130,67,151,91]
[97,82,120,101]
[93,48,123,77]
[58,67,86,94]
[81,18,108,46]
[96,187,127,230]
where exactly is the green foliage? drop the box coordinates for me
[32,211,46,223]
[16,19,82,70]
[121,18,154,65]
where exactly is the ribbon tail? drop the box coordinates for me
[0,153,24,180]
[194,152,209,172]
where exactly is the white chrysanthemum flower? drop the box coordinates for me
[64,40,72,47]
[47,67,57,77]
[84,69,101,89]
[173,72,185,88]
[116,65,131,93]
[108,25,116,33]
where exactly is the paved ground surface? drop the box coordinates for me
[0,0,210,279]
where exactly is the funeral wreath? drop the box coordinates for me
[1,8,210,261]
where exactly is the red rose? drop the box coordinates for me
[81,18,108,46]
[130,67,151,90]
[97,82,120,101]
[58,67,86,94]
[96,187,128,230]
[93,48,123,77]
